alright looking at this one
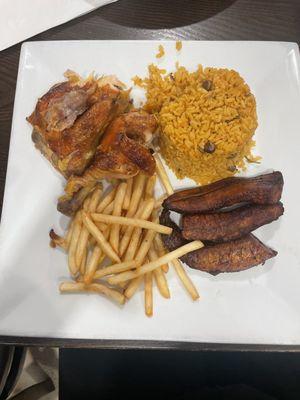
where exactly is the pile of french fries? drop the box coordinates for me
[50,156,203,317]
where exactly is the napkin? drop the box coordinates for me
[0,0,118,52]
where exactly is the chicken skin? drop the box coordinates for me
[27,72,131,177]
[57,111,157,215]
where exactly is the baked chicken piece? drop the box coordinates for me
[57,110,157,216]
[27,71,131,178]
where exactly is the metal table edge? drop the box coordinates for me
[0,336,299,352]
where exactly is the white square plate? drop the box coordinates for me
[1,41,300,345]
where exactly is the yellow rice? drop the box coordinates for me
[176,41,182,51]
[133,64,259,184]
[156,45,165,59]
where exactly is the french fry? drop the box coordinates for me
[88,283,125,305]
[107,241,204,284]
[124,276,143,299]
[75,237,87,270]
[60,281,86,292]
[98,253,106,266]
[75,227,89,268]
[103,201,114,215]
[119,199,154,257]
[117,281,128,289]
[95,221,108,231]
[89,226,109,249]
[119,209,142,257]
[80,247,87,275]
[59,281,125,305]
[76,186,103,268]
[153,267,170,298]
[58,151,201,315]
[134,228,157,265]
[148,245,170,298]
[123,177,133,210]
[124,206,156,265]
[126,174,147,217]
[120,174,146,235]
[93,261,138,279]
[91,213,172,235]
[82,212,121,264]
[110,182,127,253]
[83,245,103,284]
[144,272,153,317]
[84,226,110,283]
[124,256,150,300]
[124,223,157,298]
[154,153,174,196]
[68,212,82,275]
[89,184,103,211]
[124,225,142,262]
[103,227,110,240]
[83,196,91,211]
[172,259,200,301]
[96,187,117,213]
[145,175,156,199]
[154,234,169,273]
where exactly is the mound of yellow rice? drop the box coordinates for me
[133,64,258,184]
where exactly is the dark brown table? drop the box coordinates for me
[0,0,299,350]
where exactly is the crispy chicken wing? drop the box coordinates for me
[27,73,130,177]
[57,111,157,215]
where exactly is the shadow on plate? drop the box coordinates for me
[98,0,237,29]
